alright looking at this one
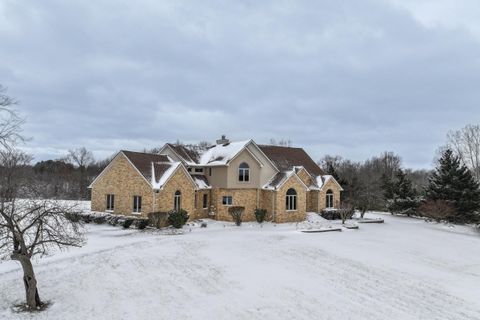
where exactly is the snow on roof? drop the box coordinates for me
[151,162,182,189]
[316,175,334,190]
[193,175,211,189]
[198,140,251,165]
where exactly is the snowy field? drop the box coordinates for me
[1,207,480,319]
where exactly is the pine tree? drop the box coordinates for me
[426,149,480,223]
[384,169,419,215]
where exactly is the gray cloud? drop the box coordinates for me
[1,0,480,168]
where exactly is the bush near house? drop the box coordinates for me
[148,212,169,228]
[229,206,245,226]
[168,209,189,229]
[254,208,267,223]
[320,209,354,221]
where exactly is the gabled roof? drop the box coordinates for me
[258,145,323,177]
[122,150,170,182]
[316,175,344,191]
[198,140,252,165]
[165,143,200,165]
[263,170,309,191]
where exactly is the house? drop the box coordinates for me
[89,136,343,223]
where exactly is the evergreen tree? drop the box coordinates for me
[426,149,480,223]
[384,169,419,216]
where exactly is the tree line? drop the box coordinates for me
[319,124,480,224]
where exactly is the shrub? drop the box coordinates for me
[135,219,149,230]
[93,216,107,224]
[337,202,355,224]
[168,209,189,229]
[320,209,340,220]
[229,206,244,226]
[254,208,267,223]
[418,199,457,222]
[148,212,169,228]
[82,214,92,223]
[65,211,81,223]
[122,218,134,229]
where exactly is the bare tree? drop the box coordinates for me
[67,147,94,199]
[0,87,84,310]
[0,149,85,310]
[447,124,480,181]
[269,138,292,147]
[0,85,24,149]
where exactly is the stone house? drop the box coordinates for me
[89,136,343,223]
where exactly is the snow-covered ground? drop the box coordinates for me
[1,208,480,319]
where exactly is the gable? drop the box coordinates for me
[90,152,152,190]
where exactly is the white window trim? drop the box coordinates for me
[286,192,297,211]
[106,194,115,212]
[174,192,181,211]
[133,195,142,213]
[326,193,334,209]
[222,196,233,206]
[238,163,250,183]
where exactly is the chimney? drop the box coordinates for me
[216,134,230,145]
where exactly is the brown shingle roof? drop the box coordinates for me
[167,143,199,164]
[121,150,170,181]
[258,145,323,177]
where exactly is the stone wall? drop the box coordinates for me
[274,175,307,223]
[211,188,259,222]
[318,179,342,210]
[156,167,197,219]
[194,189,212,219]
[91,153,153,217]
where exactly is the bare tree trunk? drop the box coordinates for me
[360,208,366,219]
[11,253,43,309]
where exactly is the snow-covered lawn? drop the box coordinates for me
[1,209,480,319]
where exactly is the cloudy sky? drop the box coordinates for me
[1,0,480,169]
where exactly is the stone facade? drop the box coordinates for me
[318,179,342,210]
[273,175,307,223]
[155,167,197,218]
[211,188,259,222]
[91,153,153,217]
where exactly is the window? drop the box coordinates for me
[106,194,114,211]
[174,190,181,211]
[187,167,192,172]
[133,196,142,213]
[209,168,212,176]
[286,188,297,211]
[222,196,233,206]
[203,194,208,209]
[238,162,250,182]
[195,168,203,173]
[326,189,334,209]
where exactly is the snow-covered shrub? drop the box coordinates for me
[168,209,189,229]
[229,206,244,226]
[122,218,134,229]
[93,216,106,224]
[148,212,169,228]
[254,208,267,223]
[135,219,149,230]
[418,199,457,222]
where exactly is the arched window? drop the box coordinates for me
[326,189,334,209]
[286,188,297,211]
[174,190,181,211]
[238,162,250,182]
